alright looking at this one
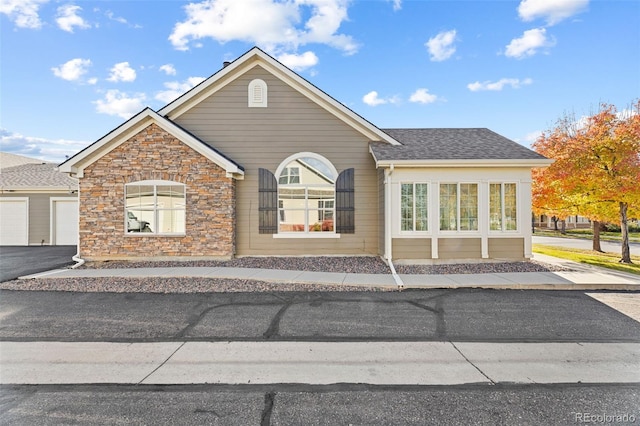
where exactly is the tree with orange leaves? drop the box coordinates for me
[532,101,640,263]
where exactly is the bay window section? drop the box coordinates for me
[490,183,517,231]
[125,181,185,235]
[401,183,428,232]
[439,183,478,232]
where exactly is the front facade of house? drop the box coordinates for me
[60,47,550,263]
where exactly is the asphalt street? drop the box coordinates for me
[2,384,639,425]
[1,289,640,424]
[2,289,640,342]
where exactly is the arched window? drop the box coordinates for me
[248,79,267,107]
[125,180,185,235]
[275,153,338,233]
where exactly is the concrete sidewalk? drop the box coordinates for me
[2,341,639,385]
[20,254,640,290]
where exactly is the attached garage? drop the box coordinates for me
[0,198,28,246]
[1,152,78,246]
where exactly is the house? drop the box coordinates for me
[1,152,79,246]
[58,47,551,263]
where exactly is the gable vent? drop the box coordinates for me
[248,79,268,108]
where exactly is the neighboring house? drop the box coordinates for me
[535,214,592,230]
[59,47,551,263]
[1,152,79,246]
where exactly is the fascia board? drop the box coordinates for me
[151,116,244,177]
[158,58,249,118]
[58,109,155,176]
[159,48,400,146]
[1,187,75,192]
[59,109,243,178]
[255,56,400,145]
[374,159,554,168]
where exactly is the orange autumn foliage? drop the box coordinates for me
[532,101,640,262]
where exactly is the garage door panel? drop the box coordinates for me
[53,199,78,246]
[0,199,28,246]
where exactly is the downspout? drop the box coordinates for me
[384,165,404,288]
[70,178,84,269]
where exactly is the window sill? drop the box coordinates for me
[125,233,186,237]
[397,232,431,238]
[273,233,341,239]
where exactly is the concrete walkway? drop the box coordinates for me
[3,341,639,385]
[20,254,640,290]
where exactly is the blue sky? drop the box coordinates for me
[1,0,638,163]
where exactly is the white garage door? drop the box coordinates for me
[53,199,78,245]
[0,198,29,246]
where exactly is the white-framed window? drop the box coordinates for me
[248,79,267,107]
[490,182,517,231]
[401,183,428,232]
[276,153,337,233]
[439,183,478,231]
[278,167,300,184]
[125,180,185,235]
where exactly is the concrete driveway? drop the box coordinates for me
[0,246,76,282]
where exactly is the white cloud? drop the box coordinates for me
[94,90,145,119]
[55,4,90,33]
[409,88,438,104]
[504,28,555,59]
[362,91,386,106]
[107,62,136,82]
[168,0,358,56]
[51,58,92,82]
[362,91,400,107]
[467,78,533,92]
[0,0,48,29]
[155,77,206,104]
[425,30,457,62]
[105,10,126,25]
[390,0,402,11]
[518,0,589,26]
[159,64,177,76]
[0,128,89,163]
[104,9,142,28]
[277,51,319,71]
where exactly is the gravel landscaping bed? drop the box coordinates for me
[0,277,384,293]
[82,256,392,274]
[396,260,569,274]
[81,256,569,274]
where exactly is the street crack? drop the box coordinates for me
[261,391,275,426]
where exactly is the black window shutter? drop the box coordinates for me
[258,168,278,234]
[335,168,355,234]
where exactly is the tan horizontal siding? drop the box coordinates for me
[488,238,525,260]
[378,169,385,257]
[392,238,432,260]
[175,65,380,256]
[438,238,481,259]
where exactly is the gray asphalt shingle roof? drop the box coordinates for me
[370,128,548,162]
[0,162,78,189]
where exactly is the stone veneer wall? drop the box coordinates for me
[79,123,235,260]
